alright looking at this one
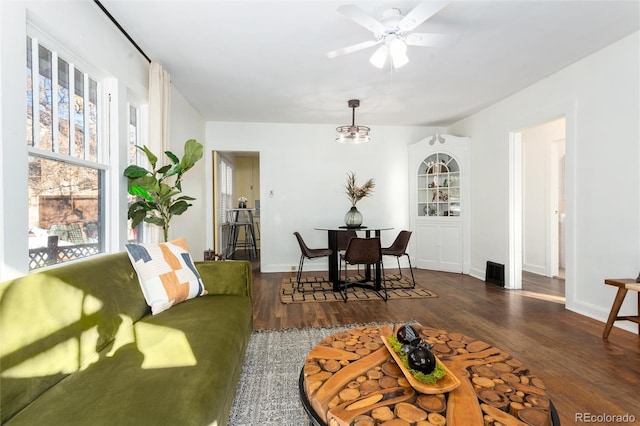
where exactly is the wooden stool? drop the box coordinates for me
[602,278,640,339]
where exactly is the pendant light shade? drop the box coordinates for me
[336,99,370,144]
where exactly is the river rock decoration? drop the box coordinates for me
[303,324,553,426]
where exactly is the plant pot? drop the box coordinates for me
[344,206,363,228]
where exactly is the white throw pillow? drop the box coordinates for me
[125,237,207,314]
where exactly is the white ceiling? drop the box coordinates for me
[99,0,639,127]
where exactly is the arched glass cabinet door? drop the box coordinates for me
[417,153,460,217]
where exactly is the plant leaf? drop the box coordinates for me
[169,200,191,216]
[145,216,165,227]
[137,145,158,169]
[158,186,180,204]
[130,209,148,228]
[163,162,182,178]
[128,186,152,201]
[123,165,149,178]
[180,139,204,172]
[165,150,180,164]
[158,182,178,197]
[157,165,172,175]
[131,175,158,190]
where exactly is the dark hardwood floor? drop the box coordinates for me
[249,262,640,425]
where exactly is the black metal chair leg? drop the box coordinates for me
[395,257,403,279]
[296,256,305,291]
[405,254,416,289]
[378,264,388,301]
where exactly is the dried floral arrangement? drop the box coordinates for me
[345,171,375,207]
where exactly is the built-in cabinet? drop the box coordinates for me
[418,153,461,217]
[409,135,470,273]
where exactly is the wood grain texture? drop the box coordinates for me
[250,263,640,425]
[303,324,554,426]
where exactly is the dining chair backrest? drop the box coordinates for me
[294,232,312,257]
[343,237,381,265]
[337,230,358,251]
[383,230,412,256]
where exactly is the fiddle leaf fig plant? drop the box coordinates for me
[124,138,204,242]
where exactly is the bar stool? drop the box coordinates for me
[226,208,258,260]
[602,278,640,339]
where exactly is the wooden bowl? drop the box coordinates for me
[380,330,460,394]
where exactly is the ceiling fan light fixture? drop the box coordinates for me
[336,99,370,144]
[391,49,409,69]
[387,36,409,69]
[330,3,451,70]
[388,36,407,56]
[369,45,388,68]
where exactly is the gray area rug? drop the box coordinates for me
[228,324,389,425]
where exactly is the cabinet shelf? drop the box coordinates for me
[418,153,461,217]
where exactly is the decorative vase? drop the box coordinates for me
[344,206,363,228]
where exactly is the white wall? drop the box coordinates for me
[166,87,206,258]
[449,32,640,330]
[205,122,441,272]
[0,1,205,279]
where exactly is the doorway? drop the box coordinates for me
[212,151,260,263]
[515,117,566,297]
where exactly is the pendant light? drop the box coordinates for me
[335,99,370,144]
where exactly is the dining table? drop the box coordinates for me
[314,226,393,292]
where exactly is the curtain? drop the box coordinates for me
[149,62,171,154]
[147,62,171,243]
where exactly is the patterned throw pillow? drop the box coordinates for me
[125,237,207,315]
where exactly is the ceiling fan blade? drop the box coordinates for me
[337,4,387,35]
[398,2,448,32]
[327,39,381,59]
[404,33,456,48]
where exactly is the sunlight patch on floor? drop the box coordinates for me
[516,290,565,304]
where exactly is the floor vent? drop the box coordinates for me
[485,261,505,287]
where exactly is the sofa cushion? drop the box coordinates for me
[4,294,253,426]
[125,238,207,314]
[0,252,148,423]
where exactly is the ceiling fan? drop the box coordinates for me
[327,2,453,69]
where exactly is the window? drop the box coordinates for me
[127,104,145,243]
[26,36,106,270]
[219,157,233,223]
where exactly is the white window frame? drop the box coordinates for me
[126,101,152,243]
[219,156,234,224]
[26,30,111,269]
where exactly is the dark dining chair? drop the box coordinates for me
[336,230,358,252]
[381,230,415,289]
[339,237,387,301]
[336,230,358,273]
[293,232,332,292]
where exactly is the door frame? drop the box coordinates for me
[507,100,576,310]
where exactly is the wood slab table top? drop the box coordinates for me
[299,324,559,426]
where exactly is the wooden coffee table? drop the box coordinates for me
[299,324,560,426]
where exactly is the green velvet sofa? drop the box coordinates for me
[0,252,253,426]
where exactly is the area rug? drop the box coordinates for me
[228,324,394,425]
[280,275,438,303]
